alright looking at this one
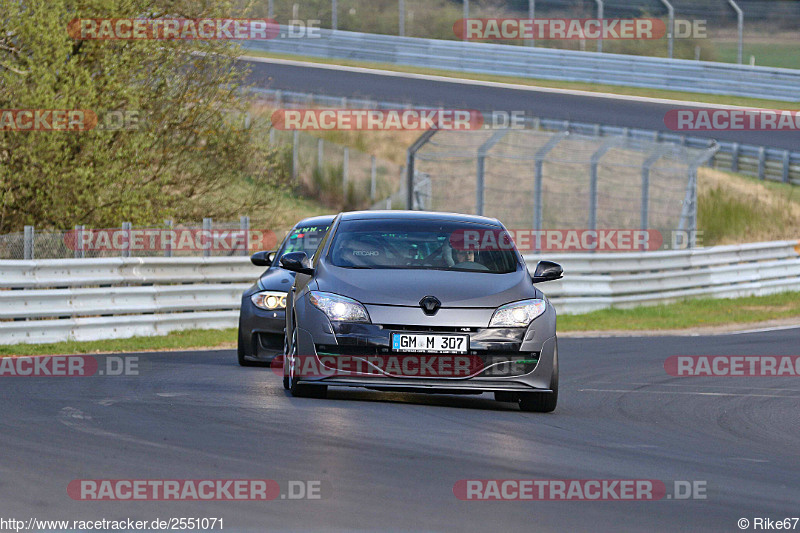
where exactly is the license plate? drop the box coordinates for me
[391,333,469,354]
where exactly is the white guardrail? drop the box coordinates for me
[244,28,800,101]
[1,240,799,345]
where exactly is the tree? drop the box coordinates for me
[0,0,287,231]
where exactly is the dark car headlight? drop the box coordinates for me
[308,291,370,323]
[250,291,287,311]
[489,299,546,327]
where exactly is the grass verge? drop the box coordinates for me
[559,291,800,331]
[0,328,237,357]
[242,50,800,110]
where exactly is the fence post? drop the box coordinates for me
[164,219,173,257]
[121,222,131,258]
[526,0,535,47]
[462,0,469,41]
[476,129,510,216]
[660,0,674,59]
[23,225,34,260]
[370,155,377,201]
[532,132,568,239]
[342,147,349,200]
[589,138,623,233]
[203,218,212,258]
[332,0,337,30]
[406,130,438,209]
[292,130,299,184]
[757,146,766,180]
[268,0,273,18]
[74,225,85,259]
[727,0,744,64]
[595,0,603,53]
[731,142,740,172]
[399,0,405,36]
[240,216,250,256]
[641,146,669,245]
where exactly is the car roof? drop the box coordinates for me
[295,214,336,227]
[337,210,502,226]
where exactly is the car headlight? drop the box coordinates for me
[489,299,547,327]
[250,291,287,311]
[308,291,370,323]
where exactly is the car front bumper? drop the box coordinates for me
[291,302,558,392]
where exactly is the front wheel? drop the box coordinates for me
[237,327,258,367]
[286,327,327,399]
[519,348,558,413]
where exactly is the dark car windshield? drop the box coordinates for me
[327,219,520,273]
[275,223,331,262]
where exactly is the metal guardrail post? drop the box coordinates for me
[731,142,740,172]
[203,218,212,258]
[476,129,510,216]
[268,0,273,19]
[533,132,568,238]
[332,0,337,31]
[589,138,623,232]
[240,216,250,256]
[23,225,34,260]
[121,222,132,258]
[660,0,674,59]
[757,147,766,180]
[406,130,438,210]
[164,219,173,257]
[727,0,744,64]
[595,0,604,53]
[370,155,377,201]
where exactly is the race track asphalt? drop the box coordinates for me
[244,59,800,151]
[2,328,799,532]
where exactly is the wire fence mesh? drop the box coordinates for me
[411,129,718,250]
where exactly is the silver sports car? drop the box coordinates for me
[281,211,562,412]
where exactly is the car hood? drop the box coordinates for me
[315,264,537,308]
[258,267,295,291]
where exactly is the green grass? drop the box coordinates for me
[715,42,800,70]
[242,50,800,110]
[0,328,237,357]
[559,291,800,331]
[697,168,800,246]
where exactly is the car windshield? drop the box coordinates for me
[275,223,331,262]
[327,219,520,273]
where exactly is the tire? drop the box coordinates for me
[286,327,327,399]
[519,348,558,413]
[282,335,290,389]
[237,327,258,367]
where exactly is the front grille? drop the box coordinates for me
[314,344,538,377]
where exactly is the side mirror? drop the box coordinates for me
[531,260,563,283]
[251,250,275,267]
[280,251,315,275]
